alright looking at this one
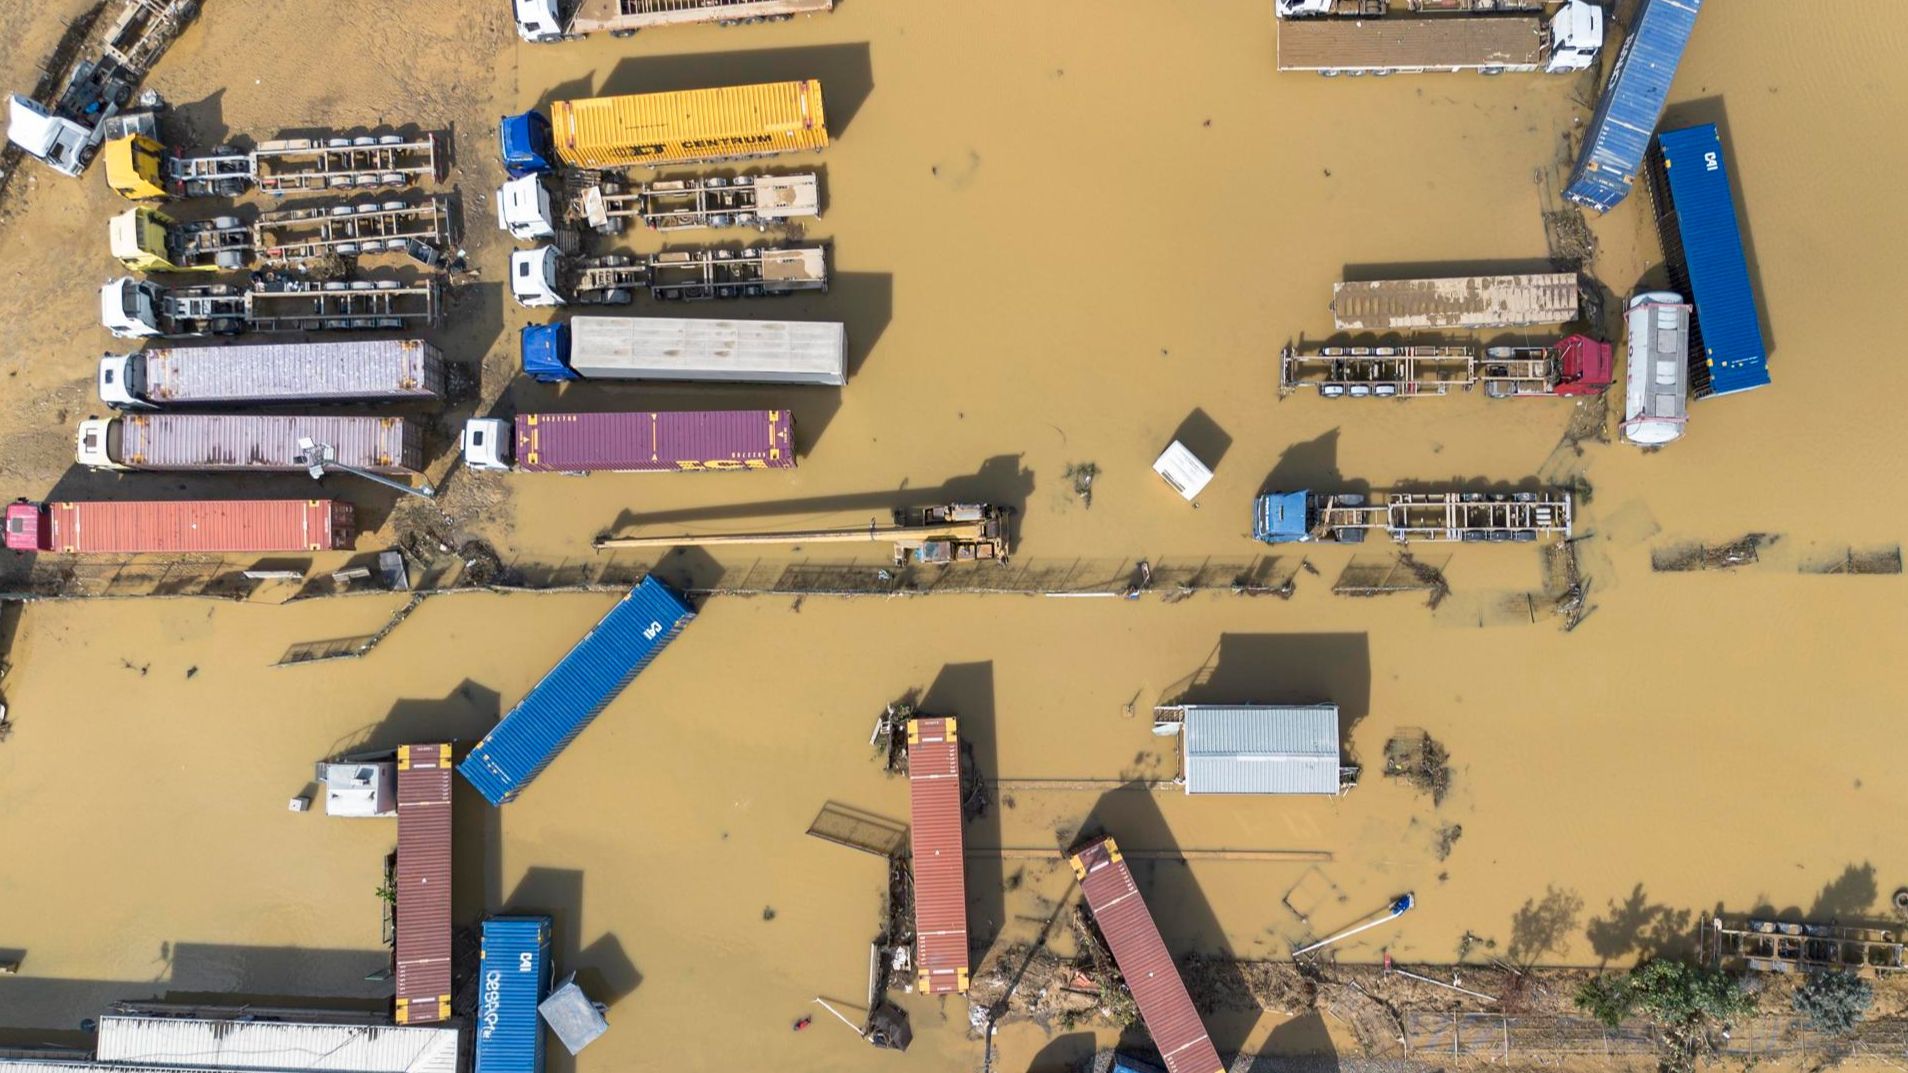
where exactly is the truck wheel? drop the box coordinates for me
[1320,69,1340,78]
[611,29,636,38]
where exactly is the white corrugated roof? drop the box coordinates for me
[95,1017,459,1073]
[1181,704,1341,795]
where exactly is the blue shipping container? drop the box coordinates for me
[478,917,552,1073]
[459,577,696,805]
[1563,0,1702,212]
[1647,124,1770,397]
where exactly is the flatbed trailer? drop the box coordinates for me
[516,0,833,42]
[1332,274,1580,331]
[591,173,820,232]
[102,276,440,338]
[594,503,1013,565]
[106,123,444,201]
[510,245,828,307]
[101,0,200,70]
[1277,0,1547,14]
[1254,489,1572,544]
[253,197,452,264]
[1279,335,1612,398]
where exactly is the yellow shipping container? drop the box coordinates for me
[551,80,828,169]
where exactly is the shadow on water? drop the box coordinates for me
[322,680,504,759]
[1506,885,1584,968]
[1264,1011,1339,1063]
[1163,633,1371,759]
[498,866,641,1073]
[1167,408,1232,473]
[1027,1032,1098,1073]
[1656,95,1776,358]
[1584,882,1696,966]
[592,44,875,138]
[1341,258,1567,282]
[602,452,1035,533]
[1072,786,1254,1062]
[1257,429,1365,498]
[1747,862,1886,927]
[922,663,1003,962]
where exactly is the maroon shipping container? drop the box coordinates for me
[395,743,453,1025]
[1070,836,1224,1073]
[907,716,969,994]
[5,498,353,554]
[514,409,794,473]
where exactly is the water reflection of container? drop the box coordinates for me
[1622,291,1691,447]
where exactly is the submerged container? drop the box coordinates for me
[1331,274,1580,331]
[477,917,552,1073]
[1647,123,1769,397]
[100,339,446,409]
[76,413,426,475]
[550,81,828,169]
[1563,0,1702,211]
[459,577,696,805]
[512,410,795,473]
[4,498,353,553]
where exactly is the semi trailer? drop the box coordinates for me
[497,172,820,240]
[1331,274,1580,331]
[101,276,440,338]
[521,316,846,386]
[1278,0,1548,14]
[105,120,443,202]
[1276,2,1601,76]
[1253,489,1572,543]
[1621,291,1690,447]
[99,339,446,410]
[4,0,198,177]
[509,245,828,307]
[461,410,795,473]
[500,81,827,175]
[5,497,353,554]
[75,413,426,476]
[1279,335,1612,398]
[514,0,832,42]
[595,503,1014,565]
[1563,0,1702,211]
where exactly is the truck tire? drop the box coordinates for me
[611,29,636,38]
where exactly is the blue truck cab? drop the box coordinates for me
[520,323,575,382]
[1254,491,1315,544]
[500,111,556,179]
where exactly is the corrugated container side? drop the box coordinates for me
[568,317,846,386]
[907,716,969,994]
[1277,17,1542,71]
[1071,837,1224,1073]
[512,410,795,473]
[1562,0,1702,211]
[478,917,552,1073]
[1647,124,1769,398]
[396,743,454,1025]
[144,339,445,404]
[118,414,425,475]
[94,1016,461,1073]
[459,577,696,805]
[45,498,350,553]
[552,81,828,169]
[1331,274,1579,330]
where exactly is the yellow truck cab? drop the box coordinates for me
[108,207,237,273]
[104,134,171,201]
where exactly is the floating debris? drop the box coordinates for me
[1651,533,1778,572]
[1384,728,1452,806]
[1063,462,1099,509]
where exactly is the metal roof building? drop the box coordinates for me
[92,1014,460,1073]
[1178,705,1343,796]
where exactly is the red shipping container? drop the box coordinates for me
[5,499,353,553]
[513,410,793,473]
[907,716,969,994]
[1070,836,1224,1073]
[395,743,453,1025]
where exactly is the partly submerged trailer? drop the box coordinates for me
[515,0,833,42]
[1646,123,1769,398]
[395,743,453,1026]
[99,338,446,409]
[1070,836,1225,1073]
[1621,291,1690,446]
[908,716,970,995]
[1563,0,1702,212]
[477,917,552,1073]
[1278,335,1612,398]
[1254,489,1572,543]
[101,276,440,339]
[461,410,796,473]
[459,577,696,805]
[522,317,846,386]
[508,245,828,307]
[1332,274,1580,331]
[4,498,353,554]
[75,413,427,476]
[1276,7,1603,76]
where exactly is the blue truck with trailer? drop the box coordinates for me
[1646,123,1769,398]
[459,576,696,805]
[477,917,553,1073]
[500,112,556,179]
[1563,0,1702,212]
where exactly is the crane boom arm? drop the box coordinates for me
[595,520,986,551]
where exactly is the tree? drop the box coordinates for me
[1574,959,1757,1073]
[1793,971,1873,1035]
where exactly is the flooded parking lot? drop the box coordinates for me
[1,2,1906,1071]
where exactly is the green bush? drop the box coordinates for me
[1793,971,1873,1035]
[1574,959,1756,1029]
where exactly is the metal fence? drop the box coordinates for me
[1403,1012,1908,1061]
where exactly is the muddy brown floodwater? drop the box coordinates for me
[1,3,1906,1073]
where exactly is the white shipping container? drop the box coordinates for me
[104,339,446,409]
[569,316,846,386]
[90,414,426,475]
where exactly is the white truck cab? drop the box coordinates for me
[1542,1,1603,73]
[497,174,557,240]
[7,94,99,177]
[461,418,514,471]
[97,353,148,409]
[513,0,566,42]
[510,247,566,308]
[100,277,163,338]
[75,417,124,469]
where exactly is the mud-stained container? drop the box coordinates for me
[4,498,353,553]
[907,716,969,994]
